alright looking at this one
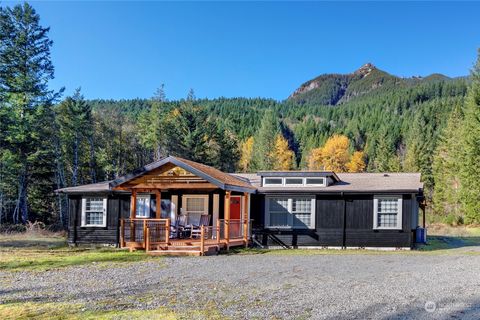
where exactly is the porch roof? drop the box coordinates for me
[56,156,257,194]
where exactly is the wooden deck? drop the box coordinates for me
[120,218,250,256]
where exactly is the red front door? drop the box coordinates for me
[230,196,242,238]
[230,196,242,220]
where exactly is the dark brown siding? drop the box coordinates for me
[68,194,130,245]
[253,193,415,248]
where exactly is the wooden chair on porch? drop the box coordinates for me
[171,214,187,239]
[190,215,211,239]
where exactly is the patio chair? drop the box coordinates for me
[171,214,187,239]
[190,214,211,239]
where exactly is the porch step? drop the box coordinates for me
[147,249,202,256]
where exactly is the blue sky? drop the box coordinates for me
[5,1,480,100]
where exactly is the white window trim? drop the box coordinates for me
[81,197,107,227]
[135,194,151,218]
[265,196,316,229]
[262,177,326,187]
[181,194,209,216]
[373,195,403,230]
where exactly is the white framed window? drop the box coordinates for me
[263,178,283,186]
[265,196,315,229]
[263,177,326,187]
[81,197,107,227]
[305,177,325,186]
[373,196,403,230]
[136,194,151,218]
[182,195,209,226]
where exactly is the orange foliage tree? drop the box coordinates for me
[308,135,365,172]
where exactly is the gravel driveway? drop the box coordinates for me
[1,252,480,319]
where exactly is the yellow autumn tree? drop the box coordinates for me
[308,134,350,171]
[346,151,366,173]
[308,135,366,172]
[272,134,295,170]
[238,137,254,172]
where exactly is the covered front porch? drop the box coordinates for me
[111,156,255,256]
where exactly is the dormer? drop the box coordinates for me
[257,171,341,188]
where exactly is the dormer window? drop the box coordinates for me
[285,178,303,185]
[264,178,283,185]
[305,178,325,186]
[262,177,327,187]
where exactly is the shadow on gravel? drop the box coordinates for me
[416,236,480,251]
[377,297,480,320]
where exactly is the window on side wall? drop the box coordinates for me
[81,197,107,227]
[266,196,315,229]
[373,196,403,230]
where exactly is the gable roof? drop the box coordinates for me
[110,156,256,193]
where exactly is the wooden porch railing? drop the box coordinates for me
[121,218,252,253]
[120,218,169,250]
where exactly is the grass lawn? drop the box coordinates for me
[0,232,153,272]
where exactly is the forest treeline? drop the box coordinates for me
[0,3,479,227]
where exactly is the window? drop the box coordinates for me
[373,196,403,230]
[262,177,327,187]
[305,178,325,186]
[292,198,312,228]
[182,195,209,226]
[81,197,107,227]
[136,194,151,218]
[266,196,315,229]
[268,198,289,227]
[264,178,283,186]
[285,178,303,185]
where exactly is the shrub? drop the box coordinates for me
[443,214,464,226]
[0,224,27,233]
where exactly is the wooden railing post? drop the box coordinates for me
[200,225,205,256]
[143,220,147,249]
[224,191,231,251]
[165,219,170,244]
[120,219,125,248]
[145,227,150,252]
[243,219,248,248]
[130,220,135,242]
[216,219,220,245]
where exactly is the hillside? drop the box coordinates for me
[288,63,455,105]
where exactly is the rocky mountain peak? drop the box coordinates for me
[354,63,376,77]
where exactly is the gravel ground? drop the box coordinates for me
[1,252,480,319]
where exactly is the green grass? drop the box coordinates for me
[0,232,154,271]
[0,300,226,320]
[0,301,178,320]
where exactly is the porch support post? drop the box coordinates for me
[155,190,162,219]
[130,189,137,245]
[224,191,231,250]
[130,189,137,218]
[243,192,249,248]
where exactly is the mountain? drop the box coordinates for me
[288,63,453,105]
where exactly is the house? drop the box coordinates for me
[56,156,425,255]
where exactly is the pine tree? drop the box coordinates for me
[272,134,294,170]
[252,110,279,170]
[0,3,62,223]
[459,51,480,224]
[56,88,93,186]
[432,104,463,219]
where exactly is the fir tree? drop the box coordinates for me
[252,110,279,170]
[459,51,480,224]
[0,3,62,223]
